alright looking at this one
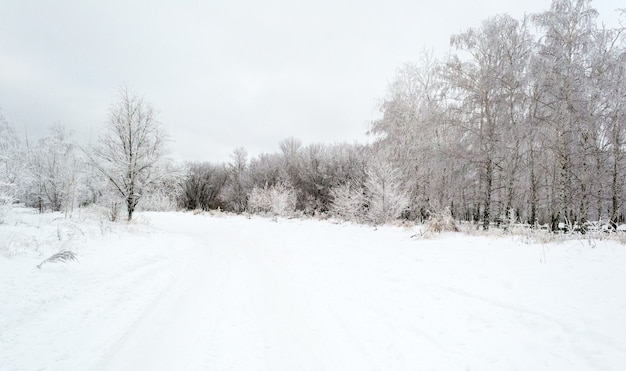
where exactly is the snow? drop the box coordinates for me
[1,208,626,370]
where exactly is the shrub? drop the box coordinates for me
[248,183,296,217]
[425,207,459,233]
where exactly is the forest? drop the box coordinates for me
[1,0,625,231]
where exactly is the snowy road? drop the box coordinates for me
[96,214,380,371]
[2,211,626,370]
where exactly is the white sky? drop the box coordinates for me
[0,0,622,162]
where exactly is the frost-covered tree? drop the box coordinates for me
[0,112,20,200]
[600,30,626,225]
[248,152,283,189]
[532,0,599,226]
[364,159,409,225]
[370,51,460,221]
[445,14,533,229]
[23,123,80,214]
[330,182,366,222]
[0,111,20,222]
[278,137,303,185]
[223,147,251,213]
[295,144,332,214]
[89,88,167,221]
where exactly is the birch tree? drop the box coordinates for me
[532,0,598,227]
[370,52,453,220]
[446,14,530,229]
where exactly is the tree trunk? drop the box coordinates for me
[529,146,538,226]
[483,158,493,230]
[127,196,135,221]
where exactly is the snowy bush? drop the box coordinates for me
[248,185,273,213]
[330,183,366,222]
[248,183,296,217]
[270,183,297,216]
[139,193,178,211]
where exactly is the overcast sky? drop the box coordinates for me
[0,0,623,162]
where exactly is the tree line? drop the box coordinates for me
[179,140,407,225]
[1,0,624,230]
[371,0,626,230]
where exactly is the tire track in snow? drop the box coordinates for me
[94,234,224,371]
[0,242,184,371]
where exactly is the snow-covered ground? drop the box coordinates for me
[1,207,625,371]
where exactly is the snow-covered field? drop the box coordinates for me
[1,207,625,371]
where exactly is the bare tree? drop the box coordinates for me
[180,162,228,211]
[89,88,167,221]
